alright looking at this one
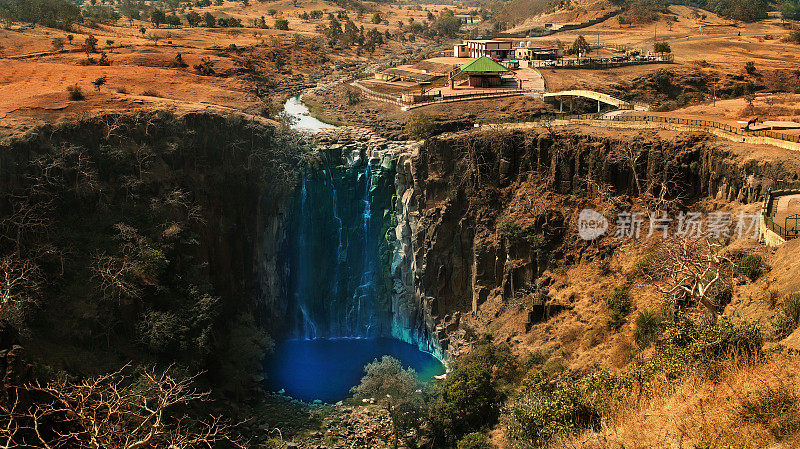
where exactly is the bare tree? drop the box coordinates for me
[92,252,142,301]
[0,256,42,312]
[644,237,732,321]
[642,144,685,212]
[610,140,645,196]
[0,366,246,449]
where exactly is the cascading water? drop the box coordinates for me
[285,149,394,340]
[266,100,444,403]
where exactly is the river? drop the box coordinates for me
[283,95,335,133]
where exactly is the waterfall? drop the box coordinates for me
[282,143,441,359]
[294,177,316,339]
[287,152,389,340]
[356,163,373,337]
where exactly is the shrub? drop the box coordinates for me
[97,52,111,66]
[505,382,600,447]
[740,384,800,439]
[92,75,107,91]
[67,84,85,101]
[351,356,420,446]
[634,310,664,348]
[84,34,99,53]
[274,18,289,30]
[496,216,540,245]
[193,57,215,76]
[345,88,360,105]
[631,252,656,278]
[783,293,800,326]
[457,432,491,449]
[657,316,763,380]
[735,254,766,281]
[524,349,548,368]
[606,287,631,330]
[405,112,435,140]
[429,342,509,445]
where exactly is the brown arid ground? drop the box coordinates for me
[0,0,467,136]
[519,5,800,117]
[429,124,800,447]
[304,4,800,133]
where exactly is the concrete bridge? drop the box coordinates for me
[543,90,648,113]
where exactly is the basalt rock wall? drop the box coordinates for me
[409,128,800,354]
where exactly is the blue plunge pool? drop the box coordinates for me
[264,338,445,403]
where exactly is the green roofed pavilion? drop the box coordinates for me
[459,56,508,74]
[454,56,511,88]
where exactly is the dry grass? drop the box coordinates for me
[555,353,800,448]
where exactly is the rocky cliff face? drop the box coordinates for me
[272,127,800,360]
[407,128,800,356]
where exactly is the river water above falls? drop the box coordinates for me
[283,95,335,133]
[265,96,442,402]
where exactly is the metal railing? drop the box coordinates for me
[584,114,800,144]
[762,188,800,241]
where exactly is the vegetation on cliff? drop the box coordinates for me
[0,112,302,446]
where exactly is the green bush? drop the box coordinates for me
[633,310,664,348]
[606,287,631,330]
[735,254,766,281]
[274,18,289,30]
[505,382,600,447]
[631,253,656,278]
[457,432,491,449]
[496,216,541,245]
[658,316,763,379]
[429,342,512,445]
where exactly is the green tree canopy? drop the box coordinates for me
[150,9,166,27]
[781,0,800,20]
[570,35,591,55]
[352,356,420,449]
[0,0,82,29]
[653,41,671,54]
